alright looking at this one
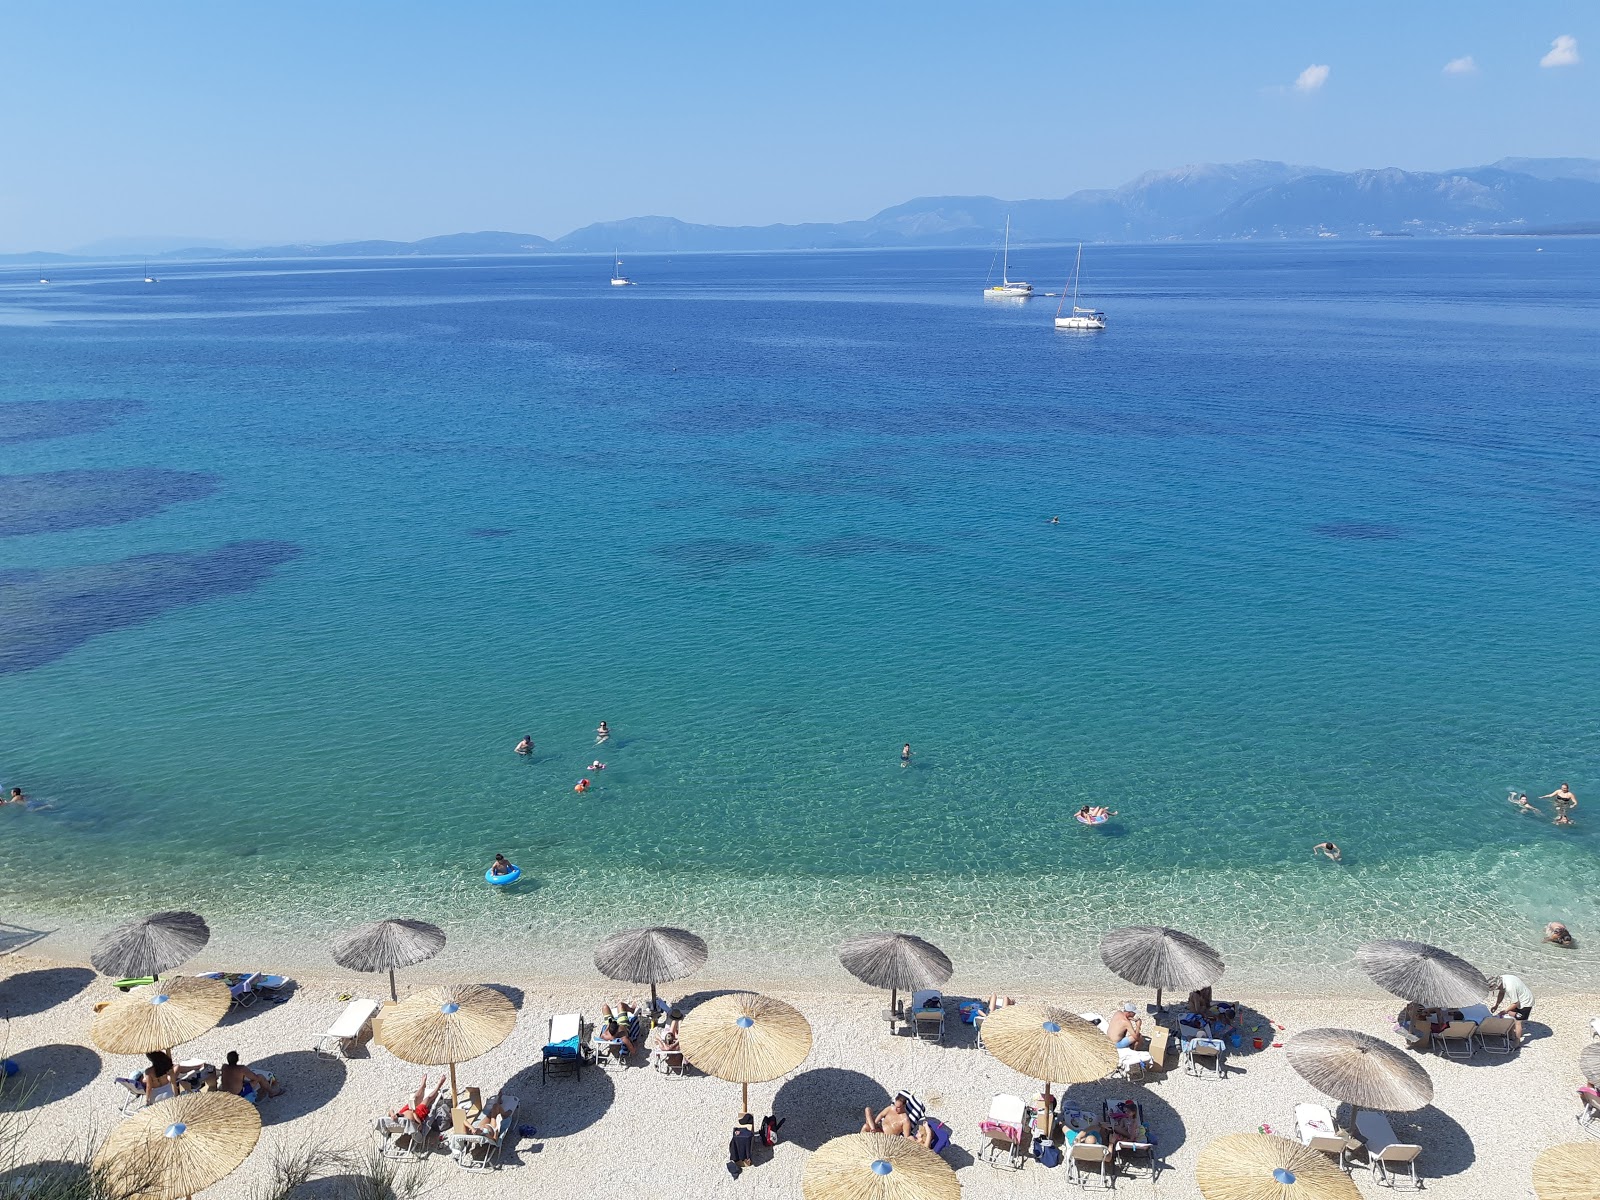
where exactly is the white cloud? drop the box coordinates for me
[1443,55,1477,75]
[1541,35,1579,68]
[1294,63,1331,92]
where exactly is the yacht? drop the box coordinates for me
[983,216,1032,298]
[143,261,158,284]
[1053,243,1105,330]
[609,251,633,286]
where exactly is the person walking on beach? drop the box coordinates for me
[514,735,533,756]
[901,743,912,768]
[1312,841,1341,862]
[1541,783,1578,825]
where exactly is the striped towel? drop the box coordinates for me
[895,1090,926,1126]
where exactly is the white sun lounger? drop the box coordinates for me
[1295,1102,1350,1168]
[1356,1110,1423,1188]
[315,998,381,1057]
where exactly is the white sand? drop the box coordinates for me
[1,952,1594,1199]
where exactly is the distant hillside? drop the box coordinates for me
[7,158,1598,263]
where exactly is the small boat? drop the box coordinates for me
[37,264,48,284]
[1054,243,1105,331]
[143,260,158,284]
[609,251,633,286]
[983,216,1032,298]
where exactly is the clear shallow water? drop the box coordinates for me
[1,243,1597,989]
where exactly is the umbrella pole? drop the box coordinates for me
[741,1081,749,1117]
[650,982,658,1013]
[449,1061,459,1112]
[890,987,898,1030]
[389,968,398,1002]
[1154,987,1163,1013]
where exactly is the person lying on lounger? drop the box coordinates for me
[596,1014,636,1057]
[389,1075,445,1124]
[862,1094,934,1146]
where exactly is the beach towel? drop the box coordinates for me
[542,1035,581,1060]
[979,1119,1022,1142]
[924,1118,951,1154]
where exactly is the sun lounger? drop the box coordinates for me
[542,1013,585,1082]
[447,1094,520,1170]
[911,990,945,1043]
[652,1029,687,1076]
[376,1111,438,1161]
[1430,1019,1477,1059]
[1577,1088,1600,1136]
[315,998,381,1057]
[978,1094,1027,1169]
[1067,1141,1116,1189]
[1183,1034,1227,1079]
[592,1011,643,1068]
[1356,1110,1422,1188]
[1295,1102,1350,1169]
[1105,1097,1160,1178]
[1475,1015,1515,1054]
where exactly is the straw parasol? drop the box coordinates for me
[90,977,232,1056]
[1099,925,1225,1010]
[838,932,953,1022]
[1354,939,1490,1007]
[92,912,210,980]
[1285,1028,1432,1130]
[1580,1043,1600,1088]
[1533,1143,1600,1200]
[980,1001,1115,1109]
[594,926,708,1010]
[374,983,516,1106]
[678,991,812,1115]
[331,918,446,1001]
[802,1132,960,1200]
[1196,1132,1360,1200]
[94,1091,261,1200]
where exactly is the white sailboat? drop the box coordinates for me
[143,260,158,284]
[983,216,1032,298]
[37,264,49,284]
[609,251,633,286]
[1054,243,1105,330]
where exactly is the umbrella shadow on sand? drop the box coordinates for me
[0,967,96,1018]
[671,987,745,1012]
[504,1062,615,1144]
[1338,1103,1475,1179]
[773,1068,978,1169]
[252,1051,346,1125]
[0,1162,88,1195]
[0,1044,102,1111]
[1047,1079,1190,1160]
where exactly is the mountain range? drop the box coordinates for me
[13,157,1600,262]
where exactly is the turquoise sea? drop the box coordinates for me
[1,242,1597,989]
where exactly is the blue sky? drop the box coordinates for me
[1,0,1594,252]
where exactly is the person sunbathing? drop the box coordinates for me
[212,1051,283,1101]
[389,1074,445,1124]
[984,994,1016,1013]
[1107,1003,1144,1049]
[1105,1101,1142,1148]
[141,1050,178,1102]
[863,1095,915,1137]
[596,1014,636,1057]
[463,1090,512,1138]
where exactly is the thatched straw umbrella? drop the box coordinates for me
[90,977,232,1056]
[1354,940,1490,1007]
[1196,1132,1359,1200]
[802,1131,960,1200]
[1533,1143,1600,1200]
[92,912,210,981]
[594,926,708,1011]
[331,919,446,1001]
[375,983,516,1107]
[678,992,812,1116]
[1285,1028,1433,1131]
[1099,925,1224,1011]
[1580,1043,1600,1088]
[838,932,953,1023]
[979,1001,1115,1111]
[94,1091,261,1200]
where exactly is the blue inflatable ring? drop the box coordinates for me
[486,865,522,886]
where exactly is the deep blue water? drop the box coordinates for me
[1,242,1596,985]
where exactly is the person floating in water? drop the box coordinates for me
[5,788,23,806]
[1541,783,1578,826]
[1312,841,1341,862]
[1508,790,1535,813]
[595,721,610,745]
[1543,921,1576,948]
[490,853,515,877]
[574,778,591,793]
[587,761,606,771]
[1077,805,1117,822]
[514,735,533,756]
[1049,516,1060,525]
[900,744,912,768]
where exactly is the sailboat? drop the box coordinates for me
[37,264,49,284]
[143,260,158,283]
[983,216,1032,298]
[609,251,633,286]
[1054,243,1105,330]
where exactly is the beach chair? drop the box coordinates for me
[652,1029,687,1076]
[1183,1033,1227,1079]
[1355,1110,1423,1188]
[315,998,381,1058]
[1105,1098,1159,1179]
[1295,1102,1350,1170]
[978,1093,1027,1169]
[1577,1088,1600,1137]
[447,1095,520,1170]
[376,1112,436,1161]
[1430,1019,1477,1059]
[1067,1141,1116,1189]
[542,1013,585,1082]
[592,1010,643,1068]
[201,971,263,1009]
[911,990,945,1043]
[1475,1015,1515,1054]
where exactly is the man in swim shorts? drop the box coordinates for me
[1106,1003,1143,1049]
[490,854,514,877]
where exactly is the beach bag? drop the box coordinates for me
[958,1001,984,1025]
[760,1114,784,1147]
[1033,1140,1062,1167]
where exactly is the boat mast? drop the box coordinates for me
[1001,216,1011,286]
[1072,243,1082,309]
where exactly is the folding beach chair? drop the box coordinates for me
[1430,1020,1477,1059]
[1356,1110,1423,1189]
[376,1111,437,1161]
[447,1095,520,1170]
[1475,1015,1515,1054]
[910,990,945,1043]
[1295,1102,1351,1170]
[1067,1141,1116,1189]
[542,1013,585,1082]
[652,1028,687,1076]
[1183,1034,1227,1079]
[315,998,381,1058]
[978,1094,1027,1169]
[1577,1088,1600,1137]
[1105,1097,1160,1179]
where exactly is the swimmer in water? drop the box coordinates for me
[5,788,23,805]
[901,744,912,768]
[514,735,533,756]
[588,761,606,771]
[1541,783,1578,826]
[595,721,610,745]
[1543,921,1576,949]
[490,853,514,877]
[1049,516,1060,525]
[1313,841,1342,862]
[1077,805,1117,821]
[1508,790,1535,813]
[575,778,590,793]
